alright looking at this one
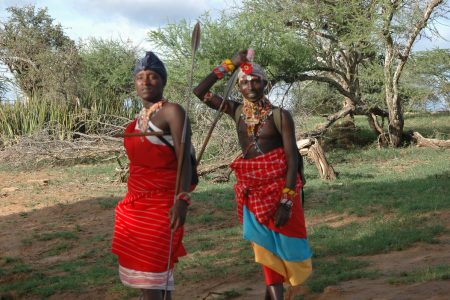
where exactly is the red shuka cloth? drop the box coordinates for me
[112,120,186,272]
[230,147,306,238]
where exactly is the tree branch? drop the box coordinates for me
[295,73,354,99]
[393,0,444,86]
[303,66,349,83]
[299,105,355,138]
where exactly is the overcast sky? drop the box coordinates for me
[1,0,448,51]
[1,0,449,51]
[0,0,241,50]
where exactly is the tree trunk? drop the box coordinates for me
[387,101,404,147]
[382,0,444,147]
[367,113,387,145]
[297,138,337,180]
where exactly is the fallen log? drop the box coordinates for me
[411,131,450,149]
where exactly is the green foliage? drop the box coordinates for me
[148,11,313,101]
[0,54,138,144]
[78,38,140,115]
[361,49,450,113]
[292,82,344,115]
[0,96,76,140]
[0,5,81,102]
[403,49,450,111]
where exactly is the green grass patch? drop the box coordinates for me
[1,112,448,298]
[388,265,450,285]
[97,197,121,209]
[0,262,33,277]
[404,112,450,139]
[34,231,79,241]
[308,257,378,293]
[0,252,119,298]
[304,147,450,216]
[46,242,72,257]
[310,215,445,257]
[177,226,256,283]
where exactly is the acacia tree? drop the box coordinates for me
[380,0,447,146]
[242,0,391,138]
[242,0,449,145]
[150,1,449,148]
[0,5,81,102]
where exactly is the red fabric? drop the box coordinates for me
[112,120,186,272]
[262,265,284,285]
[230,147,307,238]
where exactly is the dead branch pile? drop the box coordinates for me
[0,129,124,168]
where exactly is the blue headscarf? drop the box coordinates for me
[133,51,167,85]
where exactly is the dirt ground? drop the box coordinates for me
[0,167,449,300]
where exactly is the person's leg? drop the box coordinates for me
[262,265,284,300]
[266,284,284,300]
[264,287,271,300]
[162,290,172,300]
[141,289,164,300]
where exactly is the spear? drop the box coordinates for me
[112,131,163,138]
[196,49,254,165]
[164,21,201,300]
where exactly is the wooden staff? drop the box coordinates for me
[196,70,239,164]
[196,49,254,165]
[164,21,201,300]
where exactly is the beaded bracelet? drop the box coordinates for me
[280,187,296,210]
[280,197,293,209]
[212,59,235,79]
[282,187,296,196]
[222,59,235,72]
[177,192,191,206]
[203,91,213,103]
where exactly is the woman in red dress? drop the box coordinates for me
[112,51,195,300]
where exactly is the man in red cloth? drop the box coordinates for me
[193,50,312,300]
[112,51,195,300]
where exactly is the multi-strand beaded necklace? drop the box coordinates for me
[240,97,273,154]
[138,99,167,132]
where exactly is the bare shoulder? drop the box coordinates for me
[279,107,294,122]
[277,107,292,117]
[270,105,293,120]
[162,101,186,118]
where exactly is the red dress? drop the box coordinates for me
[112,119,186,273]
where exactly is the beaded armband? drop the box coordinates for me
[177,192,191,206]
[212,59,235,79]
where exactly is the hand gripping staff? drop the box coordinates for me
[196,49,255,165]
[163,21,201,300]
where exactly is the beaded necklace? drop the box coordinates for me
[138,99,167,132]
[240,97,272,154]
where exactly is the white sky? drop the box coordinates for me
[0,0,448,51]
[0,0,241,50]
